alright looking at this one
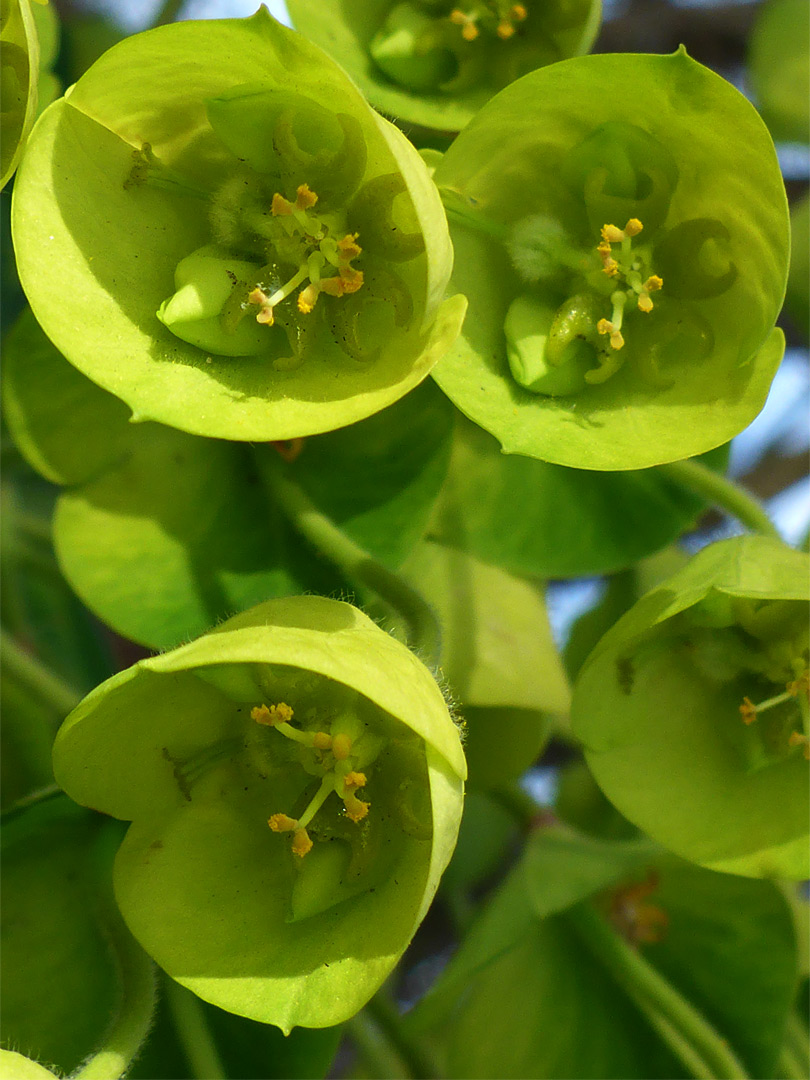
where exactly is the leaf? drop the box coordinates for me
[429,414,728,578]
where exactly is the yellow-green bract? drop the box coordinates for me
[12,11,465,442]
[52,597,466,1033]
[287,0,601,132]
[570,536,809,879]
[1,0,39,188]
[430,50,789,471]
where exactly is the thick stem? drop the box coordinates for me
[345,1011,411,1080]
[72,924,157,1080]
[364,993,438,1080]
[0,630,81,718]
[257,453,441,668]
[658,459,780,541]
[567,902,749,1080]
[165,981,228,1080]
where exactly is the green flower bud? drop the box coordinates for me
[12,11,465,442]
[431,50,790,470]
[52,597,466,1032]
[570,536,809,879]
[288,0,601,132]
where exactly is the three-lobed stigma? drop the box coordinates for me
[246,184,364,328]
[252,702,377,857]
[449,2,528,42]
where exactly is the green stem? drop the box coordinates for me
[567,902,749,1080]
[256,453,441,668]
[165,980,227,1080]
[364,993,437,1080]
[782,1013,810,1079]
[0,629,81,718]
[1,783,66,823]
[658,459,780,540]
[345,1011,411,1080]
[73,921,157,1080]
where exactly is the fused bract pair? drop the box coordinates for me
[431,49,789,470]
[288,0,601,131]
[571,536,809,879]
[12,11,465,442]
[52,597,466,1032]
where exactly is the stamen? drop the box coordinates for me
[252,703,294,726]
[739,689,795,723]
[601,223,625,244]
[497,20,515,38]
[739,696,758,724]
[510,4,527,20]
[291,829,313,857]
[788,732,810,760]
[269,813,299,832]
[332,733,352,761]
[625,218,643,237]
[450,8,480,39]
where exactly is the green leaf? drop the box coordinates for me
[431,50,789,469]
[11,11,464,442]
[402,540,569,785]
[287,0,601,133]
[749,0,810,144]
[4,311,455,650]
[429,414,727,578]
[571,535,810,878]
[646,861,798,1079]
[281,379,455,569]
[0,800,122,1075]
[53,597,465,1032]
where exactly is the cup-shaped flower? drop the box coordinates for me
[51,597,466,1032]
[430,50,789,470]
[11,11,465,441]
[570,536,809,879]
[1,0,39,188]
[287,0,601,132]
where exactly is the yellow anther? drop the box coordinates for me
[271,192,294,217]
[740,697,758,724]
[297,285,317,314]
[332,733,352,761]
[252,702,294,726]
[292,828,314,857]
[788,673,810,698]
[344,792,370,823]
[601,224,625,244]
[343,771,367,790]
[597,319,624,349]
[268,813,299,832]
[637,293,654,313]
[337,233,362,260]
[625,218,643,237]
[449,7,468,22]
[511,4,527,20]
[497,21,515,38]
[248,287,275,325]
[295,183,318,210]
[312,731,333,750]
[644,275,663,293]
[788,732,810,760]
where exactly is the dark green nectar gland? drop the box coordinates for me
[252,702,383,859]
[505,217,663,396]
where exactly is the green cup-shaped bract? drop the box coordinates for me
[430,50,789,470]
[570,536,809,879]
[11,11,465,442]
[52,597,466,1032]
[1,0,39,188]
[287,0,601,133]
